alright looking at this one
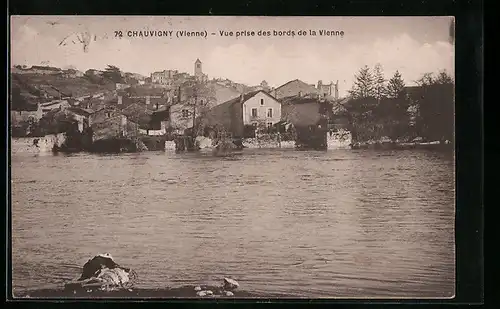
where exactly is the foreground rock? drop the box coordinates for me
[64,253,137,293]
[223,278,239,290]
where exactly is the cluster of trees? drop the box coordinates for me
[340,64,454,143]
[83,65,141,85]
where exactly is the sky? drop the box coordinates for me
[10,16,454,97]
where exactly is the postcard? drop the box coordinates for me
[10,15,455,299]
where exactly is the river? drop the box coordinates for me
[10,149,455,298]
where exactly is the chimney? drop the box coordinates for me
[117,95,122,105]
[298,91,303,97]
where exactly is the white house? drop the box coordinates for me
[204,90,282,137]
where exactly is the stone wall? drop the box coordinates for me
[327,129,352,149]
[164,141,176,151]
[242,134,296,149]
[11,133,66,154]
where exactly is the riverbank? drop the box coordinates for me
[15,286,276,299]
[351,140,454,151]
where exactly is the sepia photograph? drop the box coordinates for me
[9,15,455,299]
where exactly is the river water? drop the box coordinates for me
[11,149,455,298]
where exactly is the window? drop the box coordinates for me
[252,122,258,128]
[251,108,258,117]
[267,108,273,118]
[267,122,273,128]
[106,112,111,118]
[197,64,201,68]
[182,109,189,118]
[260,99,264,105]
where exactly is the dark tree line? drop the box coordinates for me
[340,64,454,143]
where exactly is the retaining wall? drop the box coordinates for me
[11,133,67,154]
[327,130,352,149]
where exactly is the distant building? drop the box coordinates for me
[317,80,339,100]
[116,83,129,90]
[28,65,62,75]
[150,69,179,85]
[204,90,281,137]
[62,69,84,78]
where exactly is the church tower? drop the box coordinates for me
[194,59,203,79]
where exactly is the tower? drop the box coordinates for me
[194,59,203,79]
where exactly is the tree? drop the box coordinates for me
[373,63,387,100]
[435,70,454,85]
[348,65,376,99]
[84,69,104,85]
[102,65,124,83]
[415,72,435,86]
[413,71,455,142]
[386,70,406,99]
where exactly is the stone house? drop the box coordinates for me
[118,86,171,111]
[204,90,281,137]
[151,69,179,85]
[281,94,331,129]
[10,103,42,127]
[39,100,70,116]
[90,106,139,141]
[64,107,93,132]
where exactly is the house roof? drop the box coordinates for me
[126,86,166,97]
[40,100,68,107]
[216,90,280,110]
[280,94,322,104]
[275,79,318,93]
[67,106,93,116]
[11,103,38,112]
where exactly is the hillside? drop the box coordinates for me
[10,71,117,111]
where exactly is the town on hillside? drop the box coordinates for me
[10,59,454,153]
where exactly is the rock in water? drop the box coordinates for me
[196,291,207,297]
[223,278,239,290]
[205,290,213,295]
[66,253,135,292]
[194,286,202,291]
[79,253,120,281]
[225,291,234,297]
